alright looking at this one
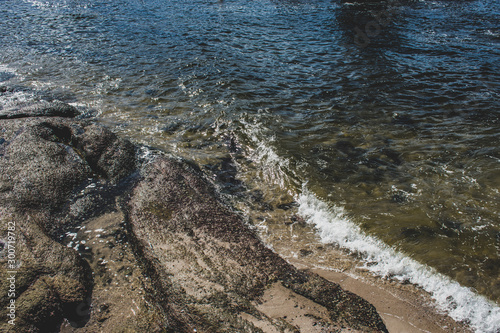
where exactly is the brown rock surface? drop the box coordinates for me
[127,156,388,332]
[0,99,387,332]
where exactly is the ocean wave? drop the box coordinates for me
[297,189,500,333]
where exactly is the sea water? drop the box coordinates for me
[1,0,499,331]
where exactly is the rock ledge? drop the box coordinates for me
[0,100,388,332]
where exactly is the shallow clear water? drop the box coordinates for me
[1,0,499,330]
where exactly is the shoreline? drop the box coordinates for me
[0,95,492,332]
[287,256,472,333]
[249,192,499,333]
[253,216,475,332]
[0,101,389,332]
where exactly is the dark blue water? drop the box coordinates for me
[1,0,499,330]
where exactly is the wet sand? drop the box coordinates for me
[287,257,472,333]
[252,209,474,332]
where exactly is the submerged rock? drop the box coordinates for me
[0,100,80,119]
[0,100,388,332]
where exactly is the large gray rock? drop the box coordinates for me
[0,118,92,214]
[0,114,136,233]
[128,157,388,332]
[0,208,92,332]
[73,123,136,182]
[0,100,388,332]
[0,106,139,332]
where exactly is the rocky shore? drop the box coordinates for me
[0,98,388,332]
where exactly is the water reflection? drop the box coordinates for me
[337,0,405,50]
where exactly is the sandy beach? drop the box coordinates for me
[286,257,472,333]
[250,204,478,332]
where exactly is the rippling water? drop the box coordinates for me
[1,0,499,330]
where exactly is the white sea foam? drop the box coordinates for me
[296,189,500,333]
[0,90,34,109]
[0,76,38,111]
[0,66,35,110]
[0,64,17,74]
[240,115,500,332]
[240,117,291,189]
